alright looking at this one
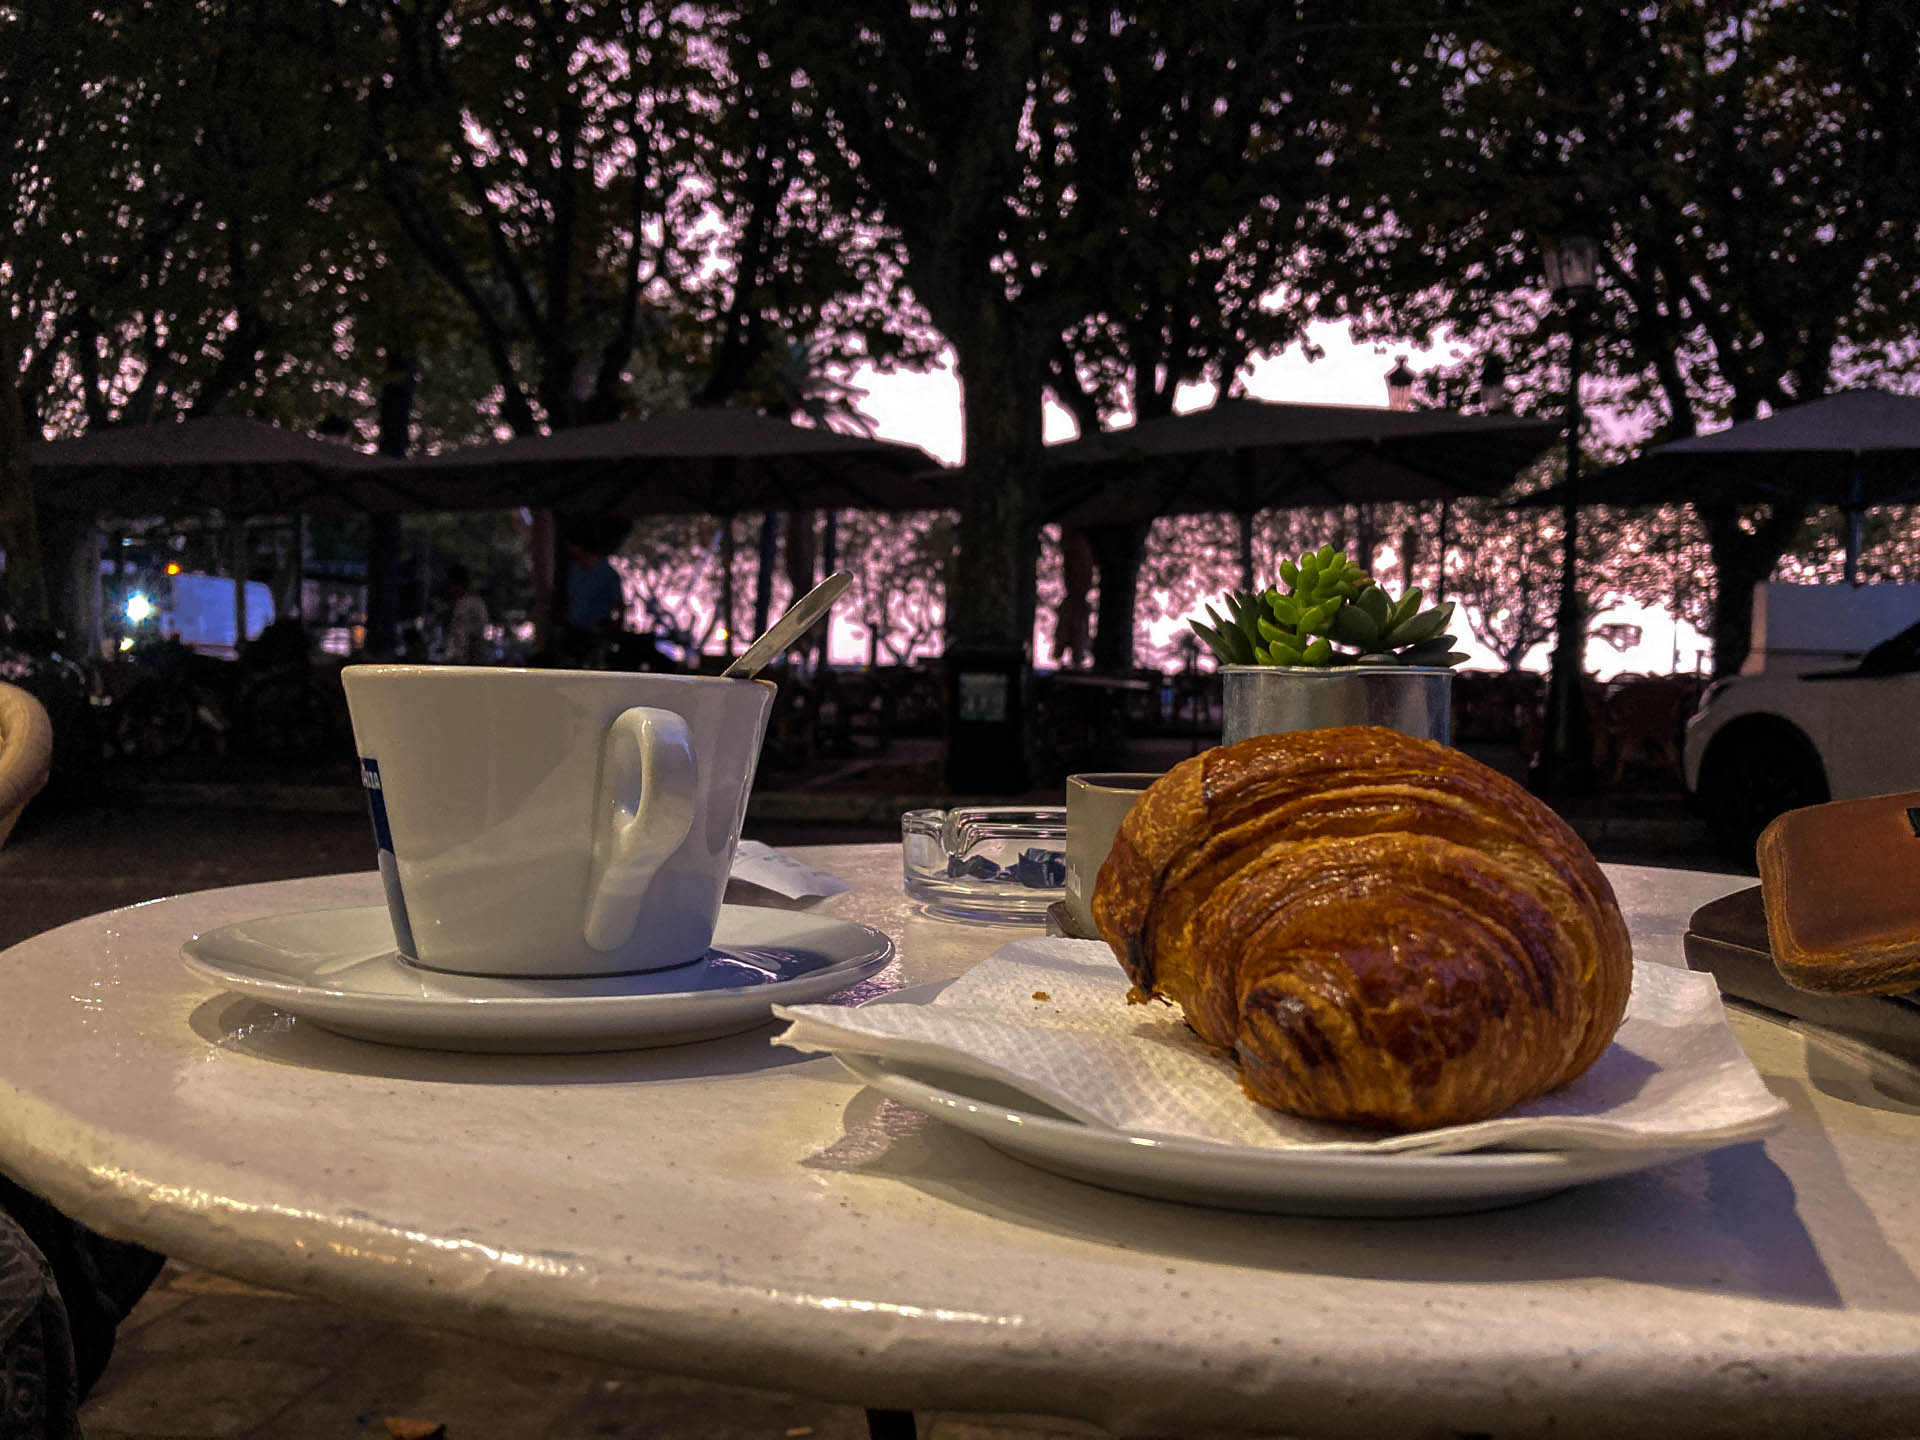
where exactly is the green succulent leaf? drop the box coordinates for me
[1383,605,1451,649]
[1201,548,1466,668]
[1330,605,1379,648]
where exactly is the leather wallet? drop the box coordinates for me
[1685,885,1920,1066]
[1757,789,1920,995]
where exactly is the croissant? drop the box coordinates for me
[1091,725,1632,1132]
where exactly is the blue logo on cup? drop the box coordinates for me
[360,757,417,958]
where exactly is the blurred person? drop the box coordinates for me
[556,530,625,667]
[443,563,490,665]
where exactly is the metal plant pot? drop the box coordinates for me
[1221,664,1453,746]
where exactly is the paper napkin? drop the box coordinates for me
[772,938,1789,1155]
[727,840,852,901]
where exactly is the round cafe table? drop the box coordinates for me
[0,847,1917,1439]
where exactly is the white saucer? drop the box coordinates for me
[839,985,1762,1217]
[184,904,894,1053]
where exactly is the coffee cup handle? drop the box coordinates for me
[583,706,698,952]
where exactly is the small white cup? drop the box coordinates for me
[1064,772,1160,937]
[341,665,773,977]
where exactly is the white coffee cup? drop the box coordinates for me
[1064,772,1160,937]
[341,665,774,977]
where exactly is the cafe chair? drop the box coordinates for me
[0,679,53,849]
[1595,673,1700,790]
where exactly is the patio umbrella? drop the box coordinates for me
[383,407,949,516]
[383,407,949,655]
[1523,388,1920,581]
[28,415,426,652]
[28,415,430,518]
[1041,398,1563,527]
[1044,398,1561,595]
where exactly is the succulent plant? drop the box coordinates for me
[1188,545,1469,669]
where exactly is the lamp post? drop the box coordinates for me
[1530,233,1599,796]
[1385,355,1416,411]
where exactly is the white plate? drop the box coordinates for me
[838,985,1741,1217]
[184,904,894,1053]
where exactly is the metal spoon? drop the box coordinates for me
[722,571,854,679]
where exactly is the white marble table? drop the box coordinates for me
[1,848,1918,1439]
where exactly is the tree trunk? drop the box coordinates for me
[365,349,416,659]
[1086,522,1149,673]
[0,353,49,628]
[230,520,249,653]
[940,302,1044,794]
[1397,522,1423,594]
[1055,526,1094,665]
[816,510,837,667]
[783,508,816,668]
[1700,499,1808,676]
[784,509,815,596]
[718,516,737,658]
[946,305,1044,651]
[1352,504,1378,574]
[753,511,780,638]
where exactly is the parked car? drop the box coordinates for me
[1684,617,1920,852]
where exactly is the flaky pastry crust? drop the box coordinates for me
[1091,726,1633,1131]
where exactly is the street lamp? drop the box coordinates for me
[1479,353,1510,413]
[1530,232,1599,795]
[1385,355,1417,411]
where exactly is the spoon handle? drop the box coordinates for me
[723,571,853,679]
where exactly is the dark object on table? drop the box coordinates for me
[944,848,1065,889]
[1756,789,1920,995]
[948,854,1002,881]
[1013,848,1067,889]
[1684,886,1920,1066]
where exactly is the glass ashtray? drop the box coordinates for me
[901,807,1067,920]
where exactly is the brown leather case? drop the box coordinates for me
[1685,885,1920,1065]
[1756,789,1920,995]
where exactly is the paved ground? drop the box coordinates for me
[82,1262,1105,1440]
[1,737,1740,1439]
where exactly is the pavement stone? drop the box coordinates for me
[79,1264,1110,1440]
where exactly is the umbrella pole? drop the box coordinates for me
[720,515,737,659]
[1531,294,1596,795]
[1845,454,1863,585]
[1435,501,1449,605]
[1236,511,1255,591]
[230,516,247,655]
